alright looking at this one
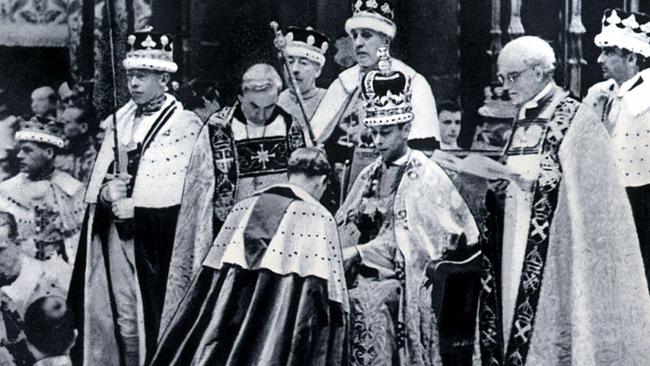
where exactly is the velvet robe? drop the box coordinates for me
[151,184,348,366]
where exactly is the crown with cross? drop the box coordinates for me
[361,47,413,127]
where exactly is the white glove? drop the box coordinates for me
[112,198,135,219]
[100,173,131,202]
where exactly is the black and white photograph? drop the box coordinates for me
[0,0,649,365]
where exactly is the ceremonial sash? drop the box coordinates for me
[122,101,177,191]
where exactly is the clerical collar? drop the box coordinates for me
[518,82,554,120]
[384,149,411,166]
[233,103,282,126]
[135,94,166,117]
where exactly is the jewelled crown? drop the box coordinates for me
[361,47,413,127]
[285,26,330,66]
[15,116,66,148]
[595,8,650,57]
[478,83,517,120]
[345,0,397,39]
[123,28,178,73]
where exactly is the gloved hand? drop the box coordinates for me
[100,173,131,203]
[342,246,361,273]
[112,198,135,220]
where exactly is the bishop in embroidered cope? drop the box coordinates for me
[151,148,347,366]
[161,64,307,332]
[479,36,650,366]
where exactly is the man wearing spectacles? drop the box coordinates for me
[478,35,650,366]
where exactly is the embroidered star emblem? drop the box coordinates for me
[252,143,276,169]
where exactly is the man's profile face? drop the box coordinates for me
[60,107,87,139]
[597,46,630,85]
[126,69,167,105]
[285,56,322,94]
[16,141,53,177]
[31,89,55,117]
[369,123,410,162]
[438,110,462,146]
[238,88,279,125]
[498,53,543,106]
[350,28,388,68]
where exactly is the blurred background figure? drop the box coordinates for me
[24,296,76,366]
[175,78,222,123]
[56,82,73,119]
[0,117,84,288]
[0,211,68,366]
[30,87,57,120]
[437,100,463,150]
[55,86,99,186]
[0,88,18,182]
[472,83,517,151]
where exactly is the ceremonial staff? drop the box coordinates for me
[101,1,125,360]
[106,0,125,174]
[270,21,315,147]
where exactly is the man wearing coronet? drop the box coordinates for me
[584,8,650,291]
[311,0,439,169]
[69,29,202,366]
[337,53,479,365]
[0,117,85,287]
[277,26,329,128]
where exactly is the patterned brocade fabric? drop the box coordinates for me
[479,87,650,366]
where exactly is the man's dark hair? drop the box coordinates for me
[620,48,650,69]
[47,92,58,105]
[24,296,75,357]
[66,104,99,136]
[0,211,18,241]
[288,147,333,178]
[176,79,220,110]
[437,100,462,114]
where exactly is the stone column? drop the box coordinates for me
[508,0,525,39]
[488,0,502,80]
[567,0,586,96]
